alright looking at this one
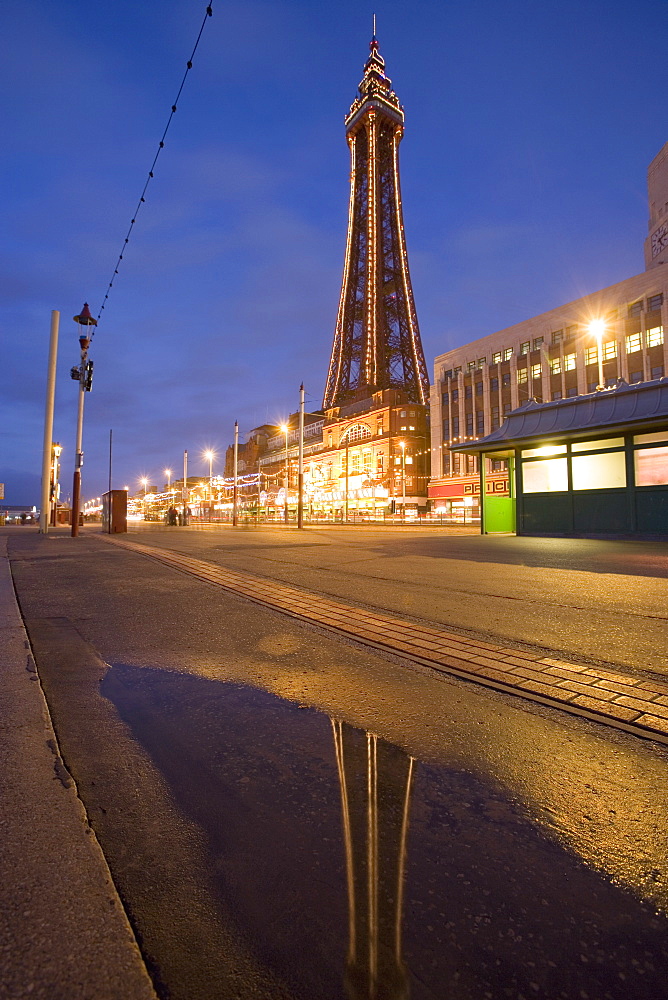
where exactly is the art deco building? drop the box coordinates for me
[429,141,668,516]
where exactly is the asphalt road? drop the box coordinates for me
[8,529,668,1000]
[124,523,668,675]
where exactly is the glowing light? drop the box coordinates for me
[533,446,564,457]
[588,318,606,339]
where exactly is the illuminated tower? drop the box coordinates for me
[323,30,429,410]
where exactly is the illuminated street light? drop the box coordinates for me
[203,450,215,520]
[399,440,406,517]
[588,318,606,390]
[280,425,289,524]
[165,468,172,490]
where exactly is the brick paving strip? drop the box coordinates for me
[104,536,668,746]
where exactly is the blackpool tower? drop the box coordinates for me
[323,30,430,410]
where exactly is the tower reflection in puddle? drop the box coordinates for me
[332,720,415,1000]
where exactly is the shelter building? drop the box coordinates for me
[453,378,668,537]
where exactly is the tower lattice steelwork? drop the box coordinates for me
[323,33,429,410]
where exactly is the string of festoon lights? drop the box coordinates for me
[90,2,214,336]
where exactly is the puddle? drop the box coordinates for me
[102,666,668,1000]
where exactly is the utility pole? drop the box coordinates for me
[183,450,188,524]
[298,384,305,529]
[40,311,60,534]
[70,304,96,537]
[233,421,239,527]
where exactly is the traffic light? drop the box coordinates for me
[70,366,81,381]
[83,360,94,392]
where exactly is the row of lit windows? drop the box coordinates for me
[442,296,665,381]
[521,432,668,494]
[443,331,665,399]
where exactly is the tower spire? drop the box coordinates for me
[323,35,429,409]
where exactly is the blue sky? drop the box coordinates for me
[2,0,666,503]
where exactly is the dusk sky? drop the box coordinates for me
[2,0,666,504]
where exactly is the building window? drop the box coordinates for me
[635,444,668,486]
[342,423,372,443]
[441,392,449,405]
[626,332,642,354]
[503,347,513,361]
[475,381,483,395]
[519,341,530,356]
[550,357,562,375]
[491,459,507,472]
[443,369,453,381]
[399,410,406,418]
[467,360,477,372]
[551,330,563,344]
[602,340,617,360]
[466,413,473,435]
[465,385,472,398]
[552,390,563,400]
[503,402,512,414]
[572,451,626,491]
[377,454,384,472]
[533,337,544,350]
[651,365,665,379]
[476,413,485,434]
[517,367,528,384]
[492,351,502,364]
[584,346,598,365]
[478,357,486,367]
[628,300,643,318]
[491,405,500,430]
[490,377,499,391]
[451,388,459,402]
[647,326,664,348]
[566,387,578,397]
[452,416,460,436]
[630,370,643,383]
[442,454,450,474]
[531,363,542,380]
[648,293,664,312]
[565,325,577,341]
[454,366,461,376]
[442,419,449,438]
[522,457,568,494]
[350,453,360,473]
[502,372,511,386]
[564,353,576,371]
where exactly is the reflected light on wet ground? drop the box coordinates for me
[102,669,668,1000]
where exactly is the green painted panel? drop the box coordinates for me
[484,496,516,533]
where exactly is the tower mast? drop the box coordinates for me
[323,32,429,409]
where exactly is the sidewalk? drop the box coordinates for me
[0,534,156,1000]
[107,533,668,746]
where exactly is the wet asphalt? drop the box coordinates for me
[8,529,668,1000]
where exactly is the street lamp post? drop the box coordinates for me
[233,421,239,527]
[298,384,305,529]
[204,450,214,520]
[399,441,406,520]
[70,303,96,537]
[589,318,606,389]
[280,425,289,524]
